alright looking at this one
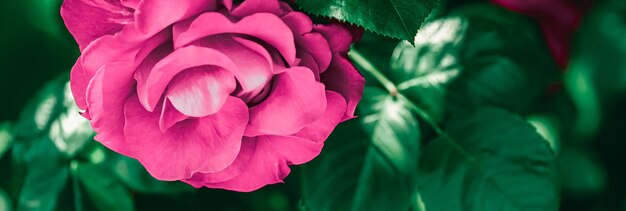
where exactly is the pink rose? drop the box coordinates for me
[61,0,364,191]
[491,0,593,68]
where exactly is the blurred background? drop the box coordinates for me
[1,0,625,210]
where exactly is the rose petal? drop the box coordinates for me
[297,33,332,73]
[231,0,283,18]
[159,99,188,132]
[245,83,272,106]
[320,55,364,120]
[61,0,133,50]
[281,12,313,35]
[196,35,274,94]
[231,36,280,73]
[297,52,321,80]
[314,24,353,54]
[136,46,239,112]
[78,28,170,103]
[133,42,174,92]
[86,62,137,156]
[166,66,236,117]
[491,0,586,68]
[280,1,294,12]
[199,91,347,191]
[245,67,326,136]
[491,0,580,26]
[183,139,256,186]
[203,135,323,192]
[120,0,139,9]
[293,91,347,142]
[175,12,297,65]
[172,18,195,44]
[282,12,332,72]
[223,0,233,11]
[541,25,569,68]
[134,0,217,35]
[70,60,90,115]
[187,90,346,190]
[123,96,248,180]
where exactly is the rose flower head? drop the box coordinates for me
[491,0,592,68]
[61,0,364,191]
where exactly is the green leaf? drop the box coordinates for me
[0,188,12,211]
[11,74,193,211]
[14,76,93,158]
[11,76,88,211]
[419,107,559,211]
[302,87,420,211]
[10,76,103,211]
[12,136,69,211]
[297,0,439,41]
[353,32,402,87]
[565,2,626,139]
[390,5,557,121]
[105,148,194,194]
[527,114,560,153]
[47,82,94,158]
[557,148,606,195]
[14,77,64,136]
[0,122,14,158]
[302,120,367,211]
[75,162,134,211]
[23,0,64,38]
[77,142,193,194]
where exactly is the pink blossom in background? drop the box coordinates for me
[492,0,592,68]
[61,0,364,192]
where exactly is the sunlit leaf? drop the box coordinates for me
[411,193,426,211]
[355,87,420,211]
[302,87,420,211]
[14,77,63,135]
[11,77,76,211]
[527,114,561,153]
[14,76,92,158]
[297,0,439,41]
[48,81,94,158]
[390,5,557,121]
[419,107,559,211]
[9,75,188,211]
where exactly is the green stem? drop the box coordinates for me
[397,95,476,163]
[348,49,398,95]
[348,48,476,163]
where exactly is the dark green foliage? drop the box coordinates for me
[303,4,560,211]
[8,77,193,211]
[391,5,558,122]
[303,87,420,211]
[419,107,558,211]
[297,0,439,41]
[1,0,624,211]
